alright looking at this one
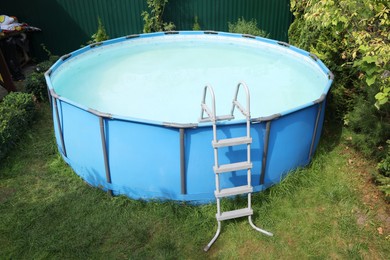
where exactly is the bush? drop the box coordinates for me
[289,0,389,113]
[228,17,269,38]
[378,149,390,178]
[25,71,47,101]
[373,147,390,202]
[345,87,390,160]
[192,16,201,31]
[141,0,175,33]
[289,0,390,198]
[25,56,58,102]
[0,92,36,160]
[88,17,109,44]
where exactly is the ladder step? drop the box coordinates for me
[215,185,253,198]
[216,208,253,221]
[214,161,252,174]
[213,137,252,148]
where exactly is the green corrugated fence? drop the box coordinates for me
[165,0,292,40]
[2,0,292,60]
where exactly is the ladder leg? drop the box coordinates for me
[204,220,221,252]
[248,215,273,236]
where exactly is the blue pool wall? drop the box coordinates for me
[46,31,333,203]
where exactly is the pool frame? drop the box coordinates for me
[45,31,333,203]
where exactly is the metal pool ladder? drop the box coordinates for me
[199,82,273,252]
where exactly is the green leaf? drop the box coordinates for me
[358,45,369,52]
[366,66,378,76]
[353,60,363,67]
[375,92,385,100]
[291,0,296,10]
[379,97,388,105]
[375,91,389,106]
[366,75,377,86]
[362,55,378,64]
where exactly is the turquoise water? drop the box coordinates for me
[52,35,328,123]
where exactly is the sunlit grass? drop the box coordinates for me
[0,104,389,259]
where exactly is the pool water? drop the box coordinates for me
[52,35,327,124]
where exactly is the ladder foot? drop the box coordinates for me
[249,216,273,236]
[204,221,221,252]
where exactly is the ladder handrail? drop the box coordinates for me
[199,85,216,122]
[231,81,251,119]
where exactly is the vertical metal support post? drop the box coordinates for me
[212,122,221,216]
[260,121,271,185]
[53,97,67,157]
[180,128,186,194]
[309,102,323,160]
[45,71,52,106]
[47,88,52,107]
[246,101,252,210]
[99,116,113,196]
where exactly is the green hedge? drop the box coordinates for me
[0,92,36,160]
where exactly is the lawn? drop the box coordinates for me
[0,103,389,259]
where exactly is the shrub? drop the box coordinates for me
[0,92,36,160]
[25,71,47,101]
[193,15,201,31]
[289,0,390,198]
[141,0,175,33]
[373,146,390,202]
[344,87,390,160]
[88,17,109,44]
[25,46,58,102]
[378,144,390,177]
[25,54,58,102]
[228,17,269,38]
[289,0,389,112]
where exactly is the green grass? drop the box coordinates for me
[1,104,389,259]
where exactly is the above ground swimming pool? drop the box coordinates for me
[45,31,333,203]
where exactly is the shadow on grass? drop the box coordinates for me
[320,110,344,153]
